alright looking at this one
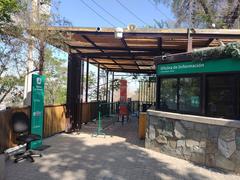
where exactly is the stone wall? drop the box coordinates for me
[145,114,240,173]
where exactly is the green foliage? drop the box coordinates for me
[44,48,67,105]
[224,42,240,59]
[0,0,20,27]
[0,75,24,104]
[0,0,71,106]
[192,42,240,60]
[154,0,240,28]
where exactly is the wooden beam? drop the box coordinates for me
[111,69,155,74]
[158,38,163,55]
[121,38,141,70]
[79,51,160,57]
[88,57,154,61]
[91,58,109,69]
[206,38,214,46]
[187,28,193,52]
[82,35,125,70]
[71,45,185,53]
[91,62,153,66]
[72,45,160,51]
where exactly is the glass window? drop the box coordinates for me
[207,75,235,118]
[160,78,177,110]
[179,77,201,113]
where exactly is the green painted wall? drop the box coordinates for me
[157,58,240,75]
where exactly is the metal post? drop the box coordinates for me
[79,58,84,129]
[106,70,109,102]
[111,72,114,103]
[66,53,82,131]
[97,63,100,101]
[156,77,161,110]
[92,103,105,137]
[85,58,89,103]
[138,81,141,112]
[187,28,193,52]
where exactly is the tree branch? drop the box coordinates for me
[226,0,240,28]
[0,86,14,103]
[198,0,214,27]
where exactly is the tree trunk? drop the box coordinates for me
[39,39,45,75]
[198,0,214,27]
[0,86,13,103]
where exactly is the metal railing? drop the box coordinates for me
[92,102,119,137]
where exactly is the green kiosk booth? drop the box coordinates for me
[145,43,240,173]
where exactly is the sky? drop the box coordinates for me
[57,0,174,28]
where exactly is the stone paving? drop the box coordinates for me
[5,116,240,180]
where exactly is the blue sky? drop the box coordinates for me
[57,0,174,28]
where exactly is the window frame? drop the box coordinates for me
[157,72,240,119]
[158,74,203,116]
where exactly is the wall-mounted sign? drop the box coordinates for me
[30,74,45,149]
[157,58,240,75]
[119,80,128,115]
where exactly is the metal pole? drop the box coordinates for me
[97,63,100,101]
[111,72,114,103]
[79,58,84,129]
[106,70,109,102]
[85,58,89,103]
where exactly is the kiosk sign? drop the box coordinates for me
[157,58,240,75]
[30,74,45,149]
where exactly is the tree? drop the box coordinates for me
[0,0,26,105]
[44,48,67,105]
[0,0,71,106]
[83,70,120,102]
[154,0,240,28]
[0,0,20,30]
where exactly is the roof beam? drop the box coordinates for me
[70,45,185,53]
[85,57,154,61]
[82,35,124,70]
[187,28,193,52]
[71,31,240,39]
[111,69,155,74]
[91,62,153,66]
[72,45,159,51]
[206,38,214,46]
[158,37,163,55]
[79,51,160,57]
[120,38,141,70]
[91,58,109,69]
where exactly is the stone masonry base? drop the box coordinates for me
[145,114,240,173]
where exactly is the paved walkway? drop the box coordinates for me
[5,117,240,180]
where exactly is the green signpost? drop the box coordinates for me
[30,74,45,149]
[157,58,240,75]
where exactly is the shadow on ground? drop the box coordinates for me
[5,117,240,180]
[81,115,145,147]
[6,133,211,180]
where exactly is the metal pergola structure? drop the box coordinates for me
[45,27,240,130]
